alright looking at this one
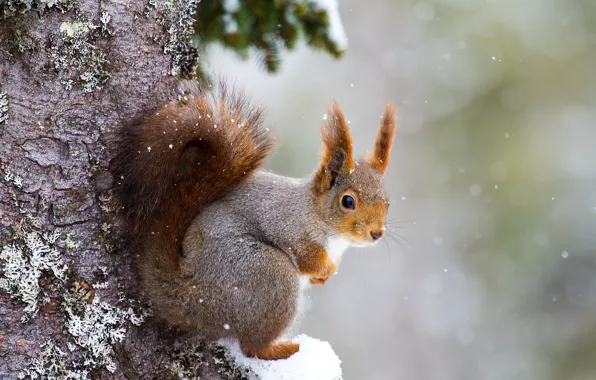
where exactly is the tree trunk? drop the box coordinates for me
[0,1,245,378]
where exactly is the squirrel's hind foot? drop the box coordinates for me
[242,341,300,360]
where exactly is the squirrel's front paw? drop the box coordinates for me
[309,258,337,286]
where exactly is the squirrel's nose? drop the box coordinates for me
[370,230,384,241]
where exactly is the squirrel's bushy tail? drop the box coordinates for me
[112,82,274,313]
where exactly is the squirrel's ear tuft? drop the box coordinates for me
[312,102,354,193]
[367,104,397,174]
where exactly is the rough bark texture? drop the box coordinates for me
[0,1,247,378]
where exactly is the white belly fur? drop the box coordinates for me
[297,275,312,314]
[283,275,311,337]
[325,236,351,264]
[289,237,352,336]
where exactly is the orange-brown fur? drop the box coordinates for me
[243,342,301,360]
[367,105,397,174]
[336,197,388,244]
[312,102,355,194]
[297,240,338,285]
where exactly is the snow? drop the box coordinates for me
[311,0,348,50]
[223,0,240,13]
[222,334,343,380]
[223,0,240,34]
[223,13,238,34]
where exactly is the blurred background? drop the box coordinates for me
[204,0,596,379]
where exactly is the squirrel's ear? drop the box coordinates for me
[367,104,397,174]
[312,102,354,193]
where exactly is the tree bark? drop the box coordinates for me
[0,1,244,378]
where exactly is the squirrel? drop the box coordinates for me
[111,80,397,360]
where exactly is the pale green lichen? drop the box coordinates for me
[0,90,8,125]
[169,342,207,380]
[64,297,126,372]
[18,340,88,379]
[209,343,253,380]
[3,169,22,188]
[1,170,149,377]
[59,21,96,38]
[58,16,112,38]
[50,15,112,93]
[0,228,67,322]
[0,0,76,19]
[151,0,199,77]
[99,11,113,36]
[64,233,80,250]
[61,281,150,374]
[18,280,150,377]
[13,29,35,53]
[169,341,252,380]
[98,192,117,213]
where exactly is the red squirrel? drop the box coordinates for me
[112,81,397,360]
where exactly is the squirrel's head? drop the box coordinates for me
[311,102,397,246]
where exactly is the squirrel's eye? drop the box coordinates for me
[341,195,356,210]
